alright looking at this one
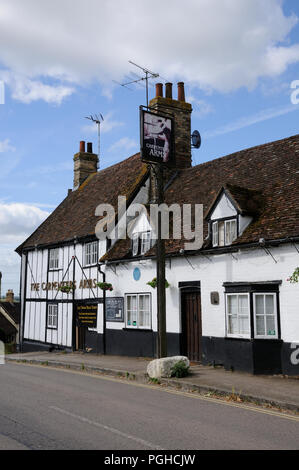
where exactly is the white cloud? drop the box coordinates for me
[0,202,50,244]
[0,0,298,99]
[0,70,74,104]
[0,138,15,153]
[204,104,299,138]
[108,137,138,153]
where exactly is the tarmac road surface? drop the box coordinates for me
[0,363,298,450]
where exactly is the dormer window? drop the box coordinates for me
[132,231,152,256]
[212,218,237,247]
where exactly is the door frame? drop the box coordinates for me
[179,281,202,362]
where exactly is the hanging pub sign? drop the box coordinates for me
[140,107,174,166]
[76,304,98,328]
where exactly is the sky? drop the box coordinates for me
[0,0,299,296]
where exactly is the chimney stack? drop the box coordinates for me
[149,81,192,169]
[73,140,99,189]
[6,289,14,303]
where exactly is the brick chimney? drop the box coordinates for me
[73,141,99,189]
[6,289,14,303]
[149,82,192,169]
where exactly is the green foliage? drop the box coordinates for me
[147,277,170,289]
[287,267,299,284]
[171,360,189,378]
[96,282,113,291]
[58,285,73,294]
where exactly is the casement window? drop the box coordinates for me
[125,293,151,329]
[47,304,58,329]
[225,219,237,245]
[49,248,59,270]
[131,231,152,256]
[84,241,98,266]
[226,294,250,338]
[253,293,278,339]
[140,232,151,255]
[212,218,237,247]
[224,283,280,340]
[132,233,139,257]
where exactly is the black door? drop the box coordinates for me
[181,290,202,362]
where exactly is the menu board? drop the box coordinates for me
[106,297,124,322]
[77,304,98,327]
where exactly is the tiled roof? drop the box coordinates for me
[0,314,17,335]
[17,153,148,252]
[103,133,299,261]
[0,302,20,324]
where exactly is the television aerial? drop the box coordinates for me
[85,113,104,169]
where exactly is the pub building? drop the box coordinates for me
[17,82,299,375]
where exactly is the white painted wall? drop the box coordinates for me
[210,193,236,220]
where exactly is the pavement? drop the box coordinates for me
[6,351,299,413]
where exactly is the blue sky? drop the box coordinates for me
[0,0,299,295]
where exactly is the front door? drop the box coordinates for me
[181,290,202,362]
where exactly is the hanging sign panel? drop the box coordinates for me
[140,108,174,166]
[77,304,98,328]
[105,297,124,322]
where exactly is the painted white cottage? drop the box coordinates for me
[17,82,299,375]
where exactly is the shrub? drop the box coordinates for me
[171,360,189,378]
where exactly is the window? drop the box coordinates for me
[212,218,237,247]
[131,231,152,256]
[132,233,139,257]
[253,293,278,339]
[47,304,58,329]
[84,241,98,266]
[140,232,151,255]
[225,219,237,245]
[49,248,59,270]
[125,293,151,329]
[226,294,250,338]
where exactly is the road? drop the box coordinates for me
[0,363,298,450]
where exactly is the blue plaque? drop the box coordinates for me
[133,267,141,281]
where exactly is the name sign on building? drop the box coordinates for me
[76,304,98,328]
[140,108,174,166]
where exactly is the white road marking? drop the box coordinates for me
[50,406,164,450]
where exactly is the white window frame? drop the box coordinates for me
[225,219,237,245]
[132,233,139,257]
[226,293,250,339]
[125,293,152,330]
[140,231,151,255]
[47,304,58,329]
[49,248,60,270]
[253,293,278,339]
[84,241,98,267]
[212,221,218,247]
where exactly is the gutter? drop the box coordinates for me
[103,236,299,265]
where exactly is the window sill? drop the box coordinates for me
[123,327,153,332]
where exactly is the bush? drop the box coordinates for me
[171,360,189,378]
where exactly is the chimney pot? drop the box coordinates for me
[79,141,85,153]
[165,83,173,99]
[177,82,185,102]
[155,83,163,98]
[6,289,14,303]
[87,142,93,153]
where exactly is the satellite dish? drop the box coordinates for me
[191,130,201,149]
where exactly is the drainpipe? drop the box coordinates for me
[98,263,106,355]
